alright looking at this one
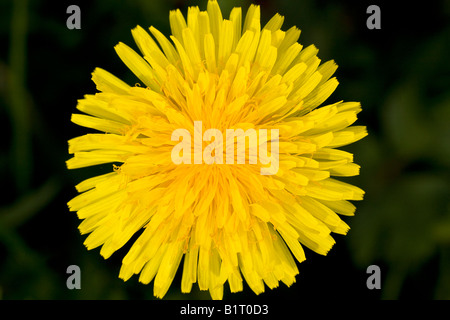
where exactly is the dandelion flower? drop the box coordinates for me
[67,0,367,299]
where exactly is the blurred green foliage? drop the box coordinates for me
[0,0,449,300]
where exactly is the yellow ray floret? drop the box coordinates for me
[67,0,366,299]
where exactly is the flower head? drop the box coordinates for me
[67,0,367,299]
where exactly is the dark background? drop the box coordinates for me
[0,0,449,300]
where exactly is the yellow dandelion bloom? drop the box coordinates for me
[67,0,367,299]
